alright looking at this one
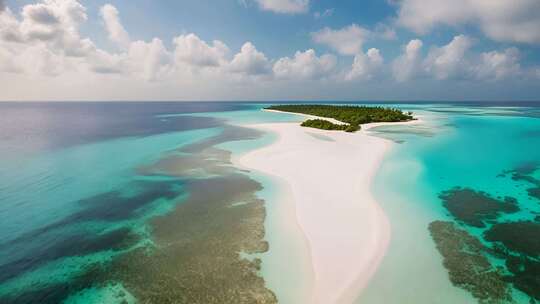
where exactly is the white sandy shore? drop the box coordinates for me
[236,116,416,303]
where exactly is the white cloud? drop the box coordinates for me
[255,0,309,14]
[346,48,384,81]
[100,4,130,48]
[18,44,66,76]
[128,38,171,81]
[273,49,336,80]
[1,0,538,101]
[87,49,124,74]
[16,0,94,57]
[311,24,369,56]
[392,39,423,82]
[0,0,94,75]
[391,36,527,82]
[396,0,540,44]
[473,47,521,80]
[0,8,24,42]
[228,42,270,75]
[173,34,229,68]
[424,35,472,80]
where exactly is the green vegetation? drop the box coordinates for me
[267,104,414,132]
[301,119,359,132]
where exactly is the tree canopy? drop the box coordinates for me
[267,104,414,132]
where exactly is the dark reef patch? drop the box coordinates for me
[439,187,519,227]
[428,221,512,303]
[98,174,276,303]
[0,179,181,286]
[528,188,540,200]
[435,179,540,302]
[0,227,138,284]
[484,221,540,257]
[0,263,133,304]
[66,181,181,222]
[0,263,108,304]
[1,281,76,304]
[3,179,182,249]
[499,163,540,201]
[504,256,540,300]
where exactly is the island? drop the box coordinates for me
[266,104,414,132]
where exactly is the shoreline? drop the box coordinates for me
[263,108,421,131]
[235,117,401,303]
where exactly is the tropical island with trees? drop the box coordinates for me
[266,104,414,132]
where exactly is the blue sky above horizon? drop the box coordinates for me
[1,0,539,101]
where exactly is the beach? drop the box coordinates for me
[237,119,399,304]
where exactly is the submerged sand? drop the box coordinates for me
[237,119,408,303]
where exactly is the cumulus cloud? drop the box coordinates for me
[1,0,538,101]
[255,0,309,14]
[273,49,336,80]
[128,38,171,81]
[473,47,521,80]
[424,35,472,80]
[346,48,384,81]
[311,24,369,56]
[16,0,94,56]
[228,42,270,75]
[0,0,275,82]
[391,36,528,82]
[0,0,95,75]
[100,4,130,48]
[396,0,540,44]
[392,39,423,82]
[87,49,124,74]
[0,8,24,42]
[0,1,172,81]
[173,34,229,68]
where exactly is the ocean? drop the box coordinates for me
[0,102,539,303]
[361,104,540,304]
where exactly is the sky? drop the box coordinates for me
[0,0,539,101]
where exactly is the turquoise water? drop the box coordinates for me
[360,107,540,303]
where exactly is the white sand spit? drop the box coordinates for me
[238,122,394,304]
